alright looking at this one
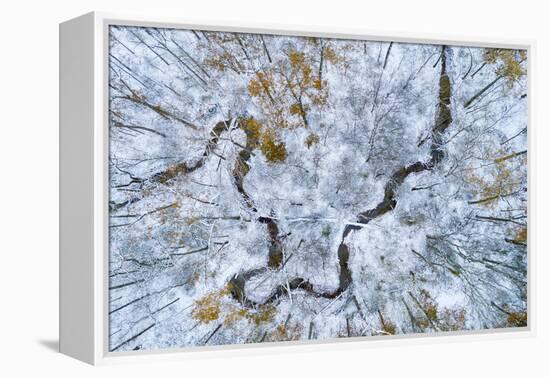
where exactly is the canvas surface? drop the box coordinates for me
[107,25,528,352]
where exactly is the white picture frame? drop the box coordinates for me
[60,11,534,365]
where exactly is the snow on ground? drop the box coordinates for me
[107,26,528,351]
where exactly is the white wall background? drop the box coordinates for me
[0,0,547,375]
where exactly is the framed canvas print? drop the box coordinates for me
[60,12,532,365]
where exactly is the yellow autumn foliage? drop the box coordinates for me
[415,290,438,330]
[241,118,262,142]
[484,48,526,86]
[507,311,527,327]
[465,149,524,207]
[514,227,527,244]
[439,307,466,331]
[289,102,306,117]
[288,50,306,67]
[193,286,278,326]
[304,133,320,149]
[267,322,303,342]
[259,129,287,163]
[323,46,345,66]
[192,291,224,323]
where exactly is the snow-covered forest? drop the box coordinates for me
[107,25,528,352]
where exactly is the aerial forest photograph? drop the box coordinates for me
[107,25,528,352]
